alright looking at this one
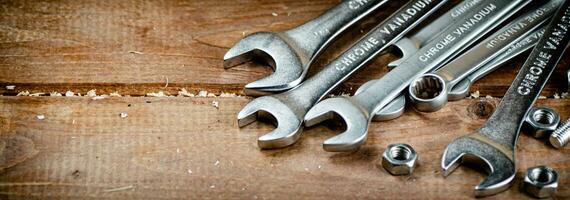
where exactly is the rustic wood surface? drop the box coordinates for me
[0,0,569,199]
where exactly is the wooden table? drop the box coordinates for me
[0,1,568,199]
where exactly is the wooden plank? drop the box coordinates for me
[1,0,568,97]
[0,96,568,199]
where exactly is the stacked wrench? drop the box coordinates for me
[238,0,448,149]
[224,0,389,96]
[441,0,570,197]
[408,1,561,112]
[304,0,532,152]
[359,27,546,121]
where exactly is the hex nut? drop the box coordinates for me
[381,143,418,175]
[523,107,561,138]
[523,166,558,198]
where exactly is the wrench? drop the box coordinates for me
[358,27,546,121]
[447,28,545,100]
[389,0,486,69]
[409,1,559,112]
[238,0,448,149]
[304,0,531,152]
[442,0,570,196]
[224,0,389,96]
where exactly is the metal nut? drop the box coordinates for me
[523,166,558,198]
[381,143,418,175]
[522,107,560,138]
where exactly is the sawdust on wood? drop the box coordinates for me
[65,91,74,97]
[86,89,97,97]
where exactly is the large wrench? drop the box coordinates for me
[224,0,389,96]
[304,0,531,152]
[442,0,570,196]
[409,1,560,112]
[238,0,448,149]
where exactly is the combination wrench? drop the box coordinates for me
[237,0,448,149]
[442,0,570,196]
[359,27,546,121]
[409,1,560,112]
[224,0,389,96]
[304,0,531,152]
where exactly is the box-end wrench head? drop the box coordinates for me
[304,0,531,152]
[224,0,388,96]
[237,0,447,149]
[447,28,545,100]
[409,2,558,112]
[442,0,570,196]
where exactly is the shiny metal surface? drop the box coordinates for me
[522,106,561,138]
[442,1,570,196]
[304,0,530,152]
[523,166,559,198]
[224,0,389,96]
[238,0,448,149]
[381,144,418,176]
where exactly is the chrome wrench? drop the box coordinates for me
[442,0,570,196]
[409,1,560,112]
[304,0,531,152]
[238,0,448,149]
[224,0,389,96]
[447,28,545,100]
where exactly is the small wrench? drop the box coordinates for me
[238,0,448,149]
[442,0,570,196]
[389,0,486,69]
[224,0,389,96]
[409,1,559,112]
[359,27,546,121]
[304,0,531,152]
[446,28,545,100]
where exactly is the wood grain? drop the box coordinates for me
[0,96,568,199]
[0,0,568,97]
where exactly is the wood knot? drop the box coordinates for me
[467,100,495,119]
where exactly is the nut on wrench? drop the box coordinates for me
[409,1,559,112]
[442,0,570,196]
[238,0,448,149]
[224,0,389,96]
[304,0,531,152]
[389,0,487,69]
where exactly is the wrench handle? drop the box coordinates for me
[278,0,447,112]
[284,0,389,60]
[483,0,570,148]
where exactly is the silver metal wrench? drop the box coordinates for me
[446,28,546,100]
[361,25,546,121]
[224,0,389,96]
[442,0,570,196]
[409,1,560,112]
[237,0,448,149]
[304,0,531,152]
[389,0,486,69]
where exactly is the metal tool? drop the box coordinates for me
[551,118,570,149]
[441,0,570,196]
[360,20,546,121]
[238,0,448,149]
[388,0,486,69]
[224,0,389,96]
[446,28,545,100]
[304,0,530,152]
[409,2,558,112]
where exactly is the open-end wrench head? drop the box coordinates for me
[442,134,516,197]
[355,81,406,121]
[237,96,303,149]
[304,98,368,152]
[387,38,420,69]
[224,32,304,96]
[408,74,448,112]
[447,79,472,101]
